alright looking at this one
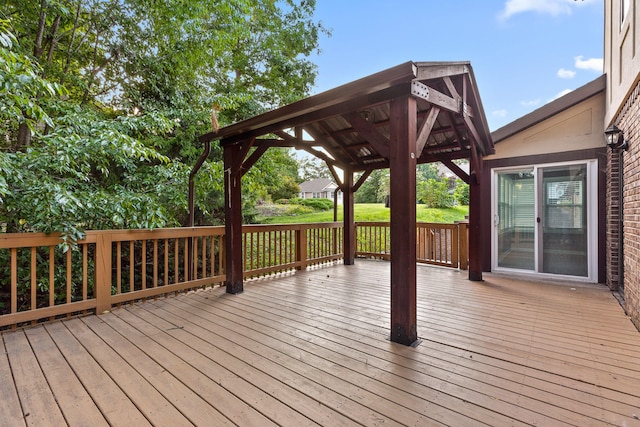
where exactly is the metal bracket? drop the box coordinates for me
[411,80,430,101]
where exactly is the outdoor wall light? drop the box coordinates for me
[604,124,629,151]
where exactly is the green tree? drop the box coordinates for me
[453,179,470,205]
[299,156,331,182]
[354,169,387,203]
[0,1,326,238]
[419,178,454,208]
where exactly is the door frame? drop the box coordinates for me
[491,159,599,282]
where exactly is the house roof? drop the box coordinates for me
[298,178,337,193]
[491,75,606,144]
[200,61,493,176]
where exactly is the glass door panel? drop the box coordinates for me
[497,169,535,270]
[540,165,588,276]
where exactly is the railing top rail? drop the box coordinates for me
[416,223,457,229]
[242,222,343,232]
[356,221,391,227]
[0,232,98,249]
[0,226,228,249]
[0,221,463,250]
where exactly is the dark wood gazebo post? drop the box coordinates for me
[389,95,418,345]
[223,143,244,294]
[468,173,483,281]
[343,167,355,265]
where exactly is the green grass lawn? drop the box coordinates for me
[260,203,469,224]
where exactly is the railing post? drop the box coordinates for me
[457,221,469,270]
[296,225,307,270]
[95,233,113,314]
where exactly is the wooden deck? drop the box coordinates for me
[2,260,640,426]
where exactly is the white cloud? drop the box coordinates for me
[492,109,508,118]
[574,55,603,72]
[521,99,541,107]
[557,68,576,79]
[500,0,572,20]
[499,0,596,20]
[550,89,573,101]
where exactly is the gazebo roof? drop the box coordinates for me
[200,61,494,175]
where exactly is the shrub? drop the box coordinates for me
[419,179,454,208]
[298,198,333,210]
[453,179,469,205]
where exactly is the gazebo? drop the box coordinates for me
[199,61,494,345]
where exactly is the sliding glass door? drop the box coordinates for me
[496,169,535,270]
[494,161,594,279]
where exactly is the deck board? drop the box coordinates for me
[2,260,640,426]
[23,326,109,427]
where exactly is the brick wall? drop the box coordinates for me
[616,85,640,330]
[606,149,621,290]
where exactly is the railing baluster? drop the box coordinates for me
[174,238,179,284]
[183,237,188,284]
[82,243,88,314]
[30,248,36,315]
[129,240,134,293]
[66,249,72,309]
[11,248,17,317]
[49,246,55,319]
[162,239,169,286]
[202,236,207,278]
[153,239,158,288]
[116,241,122,295]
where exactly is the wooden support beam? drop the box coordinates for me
[443,76,459,99]
[416,106,440,158]
[223,144,244,294]
[231,138,255,175]
[343,112,390,158]
[315,122,361,164]
[343,168,355,265]
[468,173,483,281]
[353,170,373,192]
[240,145,268,177]
[327,165,343,190]
[389,95,418,346]
[300,145,339,167]
[411,81,459,113]
[211,83,412,146]
[437,157,470,184]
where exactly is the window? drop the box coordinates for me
[622,0,630,28]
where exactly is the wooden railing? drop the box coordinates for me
[0,221,467,329]
[242,223,343,277]
[355,221,469,269]
[0,223,343,329]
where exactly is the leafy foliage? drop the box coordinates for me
[0,1,326,242]
[299,156,332,182]
[291,197,333,211]
[354,170,387,203]
[419,178,454,208]
[453,179,470,205]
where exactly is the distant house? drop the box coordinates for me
[298,178,343,204]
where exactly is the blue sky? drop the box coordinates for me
[309,0,604,131]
